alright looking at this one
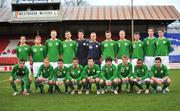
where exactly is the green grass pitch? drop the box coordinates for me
[0,70,180,111]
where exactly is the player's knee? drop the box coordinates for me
[49,80,55,85]
[9,76,14,83]
[150,79,154,84]
[95,78,100,83]
[99,79,104,84]
[82,79,86,83]
[129,77,134,81]
[113,79,119,84]
[15,79,21,84]
[65,80,69,84]
[167,78,171,84]
[90,79,95,83]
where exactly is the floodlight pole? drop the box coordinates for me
[131,0,134,41]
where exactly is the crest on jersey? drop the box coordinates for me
[70,44,73,46]
[48,43,52,47]
[163,41,166,44]
[161,70,163,73]
[104,43,108,47]
[146,41,149,45]
[33,49,37,52]
[63,44,67,47]
[126,67,129,70]
[19,48,22,52]
[125,43,128,46]
[25,47,27,50]
[133,44,136,48]
[56,42,59,45]
[111,43,114,46]
[139,44,142,47]
[118,43,121,47]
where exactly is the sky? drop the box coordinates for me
[86,0,180,12]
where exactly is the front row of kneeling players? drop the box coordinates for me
[9,56,171,96]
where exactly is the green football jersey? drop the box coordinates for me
[82,64,101,79]
[155,37,171,56]
[61,40,77,64]
[101,40,117,60]
[133,64,149,80]
[143,37,157,56]
[16,45,31,61]
[11,64,29,79]
[31,45,46,62]
[116,39,132,59]
[132,40,145,60]
[37,64,54,80]
[150,64,169,78]
[54,66,71,81]
[45,39,61,62]
[101,64,117,81]
[117,62,132,79]
[68,65,84,81]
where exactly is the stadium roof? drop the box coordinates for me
[0,5,180,22]
[62,5,180,21]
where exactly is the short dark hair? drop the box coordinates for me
[134,32,140,35]
[105,30,111,34]
[58,59,64,62]
[148,27,154,31]
[87,57,94,61]
[51,30,57,32]
[65,30,71,34]
[137,59,143,62]
[155,57,162,62]
[105,57,112,62]
[78,29,85,34]
[19,59,25,63]
[158,28,164,32]
[73,57,79,61]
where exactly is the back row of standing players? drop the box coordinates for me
[10,28,171,95]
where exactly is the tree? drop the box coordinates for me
[63,0,89,6]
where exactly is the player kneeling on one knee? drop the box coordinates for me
[54,59,71,94]
[150,57,171,93]
[116,55,135,93]
[133,59,150,94]
[68,58,84,94]
[82,57,101,95]
[9,59,30,96]
[36,58,55,94]
[100,57,118,94]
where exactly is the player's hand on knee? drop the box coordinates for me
[15,79,21,84]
